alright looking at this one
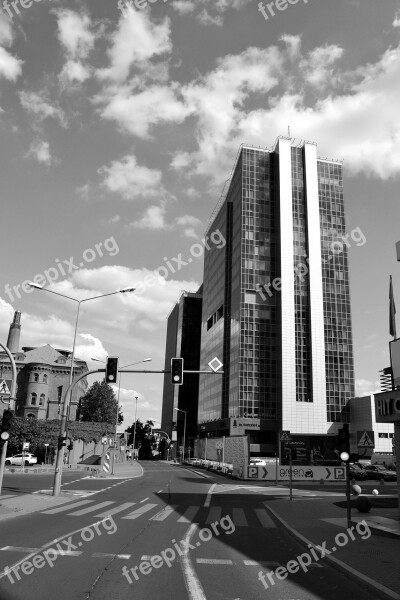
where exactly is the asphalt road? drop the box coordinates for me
[0,463,384,600]
[1,470,92,496]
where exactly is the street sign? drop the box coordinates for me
[215,441,223,449]
[0,380,10,395]
[357,430,375,448]
[208,357,223,372]
[280,430,291,442]
[101,437,107,445]
[23,442,30,450]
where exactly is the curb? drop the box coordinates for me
[264,503,400,600]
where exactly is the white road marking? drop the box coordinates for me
[196,559,233,565]
[122,503,158,520]
[94,502,136,517]
[41,499,94,514]
[0,547,40,553]
[204,483,216,507]
[68,501,114,516]
[254,508,277,528]
[150,506,178,521]
[243,560,280,567]
[92,553,131,559]
[139,497,150,503]
[181,524,207,600]
[232,508,248,527]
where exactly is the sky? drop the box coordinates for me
[1,0,400,429]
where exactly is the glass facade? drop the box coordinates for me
[198,139,355,439]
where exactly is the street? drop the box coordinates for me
[0,463,385,600]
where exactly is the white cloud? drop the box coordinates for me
[19,91,67,127]
[355,379,380,397]
[99,154,164,200]
[300,44,344,88]
[196,10,223,26]
[55,10,95,59]
[98,8,171,82]
[130,205,168,230]
[27,140,55,166]
[0,46,23,81]
[60,60,91,86]
[98,84,189,139]
[171,1,196,15]
[393,11,400,27]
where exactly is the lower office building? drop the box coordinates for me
[161,289,202,457]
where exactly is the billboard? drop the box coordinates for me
[389,338,400,389]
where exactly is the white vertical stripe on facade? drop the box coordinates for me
[278,139,296,430]
[304,143,328,434]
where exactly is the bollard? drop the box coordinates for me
[379,477,385,486]
[319,478,324,485]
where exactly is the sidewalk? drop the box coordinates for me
[264,493,400,600]
[0,461,143,522]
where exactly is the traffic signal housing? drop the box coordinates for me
[171,358,184,385]
[105,356,119,383]
[0,409,14,441]
[338,424,350,457]
[58,434,67,450]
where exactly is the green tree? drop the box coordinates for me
[125,419,154,450]
[79,381,123,425]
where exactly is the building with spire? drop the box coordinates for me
[0,311,88,420]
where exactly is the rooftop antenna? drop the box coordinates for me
[288,125,290,137]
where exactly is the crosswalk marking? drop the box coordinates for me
[41,500,94,514]
[68,501,115,516]
[243,560,280,567]
[94,502,136,517]
[150,505,178,521]
[232,508,247,527]
[205,506,221,525]
[177,506,200,523]
[122,503,158,520]
[1,547,40,552]
[254,508,277,528]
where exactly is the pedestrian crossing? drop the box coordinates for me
[40,500,277,528]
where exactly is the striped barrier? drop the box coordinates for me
[103,451,111,474]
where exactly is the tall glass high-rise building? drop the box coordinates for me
[198,137,355,453]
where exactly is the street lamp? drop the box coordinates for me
[133,395,139,459]
[28,283,136,496]
[174,408,186,463]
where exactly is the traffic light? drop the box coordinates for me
[105,356,119,383]
[67,441,74,451]
[0,410,14,441]
[338,424,350,457]
[171,358,184,385]
[58,434,67,450]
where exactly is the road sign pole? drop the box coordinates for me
[289,450,293,501]
[346,461,351,528]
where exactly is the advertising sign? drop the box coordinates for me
[375,389,400,423]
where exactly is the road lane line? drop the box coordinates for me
[196,559,233,565]
[205,506,221,525]
[92,553,131,559]
[0,547,40,552]
[41,499,94,514]
[181,524,207,600]
[243,560,280,567]
[232,508,247,527]
[94,502,136,517]
[122,503,158,520]
[204,483,216,507]
[139,497,149,503]
[177,506,200,523]
[68,501,114,516]
[150,505,178,521]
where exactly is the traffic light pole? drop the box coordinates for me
[0,343,17,496]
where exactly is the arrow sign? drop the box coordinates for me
[326,468,332,479]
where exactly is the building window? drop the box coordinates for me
[27,413,36,419]
[57,386,63,403]
[39,394,45,406]
[31,393,37,406]
[43,374,48,383]
[34,373,39,382]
